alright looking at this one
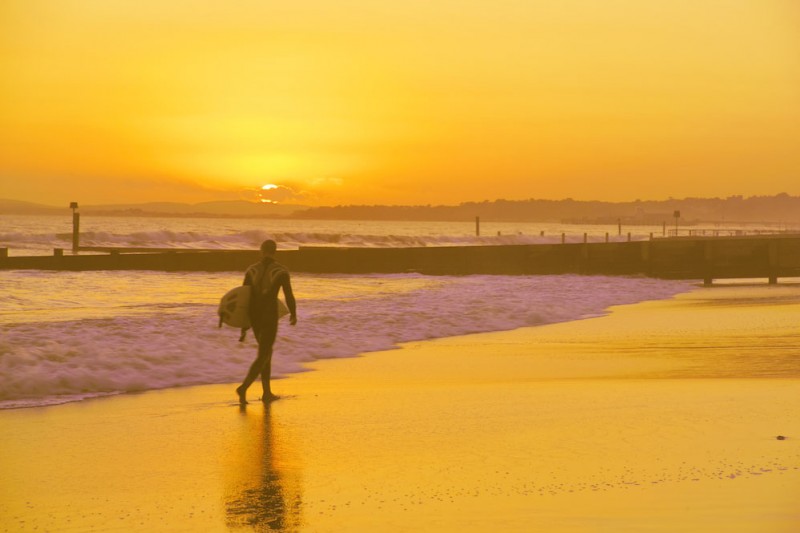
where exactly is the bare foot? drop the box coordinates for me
[261,393,280,403]
[236,386,247,405]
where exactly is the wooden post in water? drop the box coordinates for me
[605,232,609,243]
[561,233,566,244]
[663,221,666,236]
[618,219,622,236]
[475,216,480,237]
[70,202,80,253]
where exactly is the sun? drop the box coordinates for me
[257,183,303,204]
[260,184,278,203]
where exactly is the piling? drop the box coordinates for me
[70,202,80,253]
[475,216,480,237]
[72,214,80,253]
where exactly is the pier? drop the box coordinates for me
[2,235,800,284]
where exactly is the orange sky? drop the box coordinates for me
[1,0,798,207]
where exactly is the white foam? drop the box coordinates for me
[0,272,693,408]
[1,228,638,253]
[2,214,793,257]
[1,215,661,255]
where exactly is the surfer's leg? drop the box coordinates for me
[235,384,247,405]
[258,320,279,401]
[238,357,266,404]
[240,350,268,393]
[238,317,278,403]
[260,352,276,401]
[237,323,267,403]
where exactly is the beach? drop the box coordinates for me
[4,0,800,529]
[1,282,799,532]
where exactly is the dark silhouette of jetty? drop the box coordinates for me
[3,235,800,285]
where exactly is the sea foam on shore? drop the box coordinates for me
[0,271,692,408]
[2,283,798,532]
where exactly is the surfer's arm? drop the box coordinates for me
[281,273,297,325]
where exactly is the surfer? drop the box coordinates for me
[236,239,297,404]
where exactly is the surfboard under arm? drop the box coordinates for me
[218,286,252,329]
[219,285,290,331]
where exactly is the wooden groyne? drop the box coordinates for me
[2,235,800,284]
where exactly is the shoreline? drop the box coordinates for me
[0,274,696,411]
[2,284,799,531]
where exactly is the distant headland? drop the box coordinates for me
[2,194,799,225]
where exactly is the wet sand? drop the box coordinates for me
[2,282,799,532]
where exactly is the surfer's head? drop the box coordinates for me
[260,239,277,257]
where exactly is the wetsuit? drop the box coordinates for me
[239,257,297,394]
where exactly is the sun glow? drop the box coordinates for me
[260,184,278,203]
[1,1,798,205]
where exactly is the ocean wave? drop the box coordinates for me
[0,274,693,408]
[1,229,642,254]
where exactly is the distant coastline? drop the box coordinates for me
[2,193,800,226]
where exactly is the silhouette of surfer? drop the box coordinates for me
[236,239,297,404]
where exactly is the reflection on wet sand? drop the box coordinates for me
[225,404,302,531]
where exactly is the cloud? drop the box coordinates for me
[244,177,347,204]
[256,183,306,204]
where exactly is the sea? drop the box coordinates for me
[5,213,763,410]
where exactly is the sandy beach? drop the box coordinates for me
[2,282,799,532]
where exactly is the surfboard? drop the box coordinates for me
[218,286,291,330]
[219,285,252,329]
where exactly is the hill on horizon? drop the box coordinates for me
[290,194,800,225]
[2,194,799,225]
